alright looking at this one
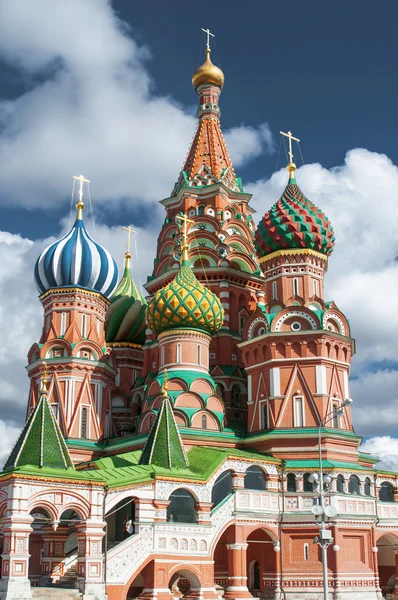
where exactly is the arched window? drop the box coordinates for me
[303,473,313,492]
[348,475,361,495]
[167,489,196,523]
[176,343,182,364]
[211,470,233,509]
[244,466,266,491]
[337,475,345,493]
[81,313,88,338]
[292,278,299,296]
[60,311,67,336]
[197,344,201,365]
[364,478,372,496]
[161,346,165,366]
[262,402,268,429]
[81,407,88,439]
[380,482,395,503]
[287,473,297,492]
[201,414,207,429]
[231,385,241,408]
[198,205,205,215]
[272,281,278,300]
[313,279,318,296]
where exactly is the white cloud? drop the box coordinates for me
[0,0,271,211]
[361,436,398,472]
[350,371,398,437]
[0,420,21,468]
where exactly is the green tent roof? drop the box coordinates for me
[4,393,74,471]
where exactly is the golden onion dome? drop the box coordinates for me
[146,262,224,336]
[192,49,224,90]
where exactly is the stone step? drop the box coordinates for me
[32,588,81,599]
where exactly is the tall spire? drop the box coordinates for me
[139,370,189,470]
[4,363,74,472]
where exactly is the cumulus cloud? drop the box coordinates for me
[0,0,272,212]
[361,436,398,472]
[0,420,21,468]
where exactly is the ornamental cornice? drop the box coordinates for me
[259,248,328,265]
[107,342,143,349]
[157,329,211,342]
[40,287,110,305]
[1,473,105,487]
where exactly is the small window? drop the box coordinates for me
[332,403,339,428]
[272,281,278,300]
[167,489,197,523]
[304,543,309,561]
[201,414,207,429]
[132,370,137,385]
[293,278,299,296]
[176,343,182,364]
[81,407,88,439]
[52,348,64,359]
[198,205,205,216]
[262,402,268,429]
[81,314,87,338]
[60,312,67,336]
[303,473,313,492]
[287,473,296,492]
[337,475,345,493]
[313,279,318,296]
[212,470,233,508]
[80,349,91,360]
[380,482,394,503]
[161,346,165,366]
[294,397,304,427]
[239,315,246,333]
[348,475,360,495]
[197,344,201,365]
[364,478,372,496]
[115,368,121,386]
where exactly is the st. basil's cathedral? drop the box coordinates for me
[0,40,397,600]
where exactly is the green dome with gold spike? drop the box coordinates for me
[105,254,147,345]
[146,262,224,336]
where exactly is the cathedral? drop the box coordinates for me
[0,41,397,600]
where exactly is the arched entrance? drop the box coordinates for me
[246,529,278,596]
[105,496,136,549]
[377,533,398,597]
[169,568,201,599]
[28,507,53,586]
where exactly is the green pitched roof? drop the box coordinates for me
[4,394,74,471]
[139,395,189,469]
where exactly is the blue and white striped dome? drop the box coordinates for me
[34,215,118,298]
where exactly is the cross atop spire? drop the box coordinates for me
[122,225,137,268]
[73,174,90,219]
[280,130,300,176]
[176,214,194,264]
[201,27,215,51]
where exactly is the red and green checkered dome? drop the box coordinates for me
[255,174,335,257]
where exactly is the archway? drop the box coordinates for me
[169,568,201,600]
[105,496,136,549]
[28,507,52,586]
[246,529,277,595]
[377,533,398,597]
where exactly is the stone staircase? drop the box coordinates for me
[31,588,82,599]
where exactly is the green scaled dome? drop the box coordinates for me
[255,172,335,258]
[105,254,147,345]
[146,262,224,336]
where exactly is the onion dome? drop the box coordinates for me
[34,201,118,298]
[105,253,147,345]
[192,48,224,90]
[255,168,335,258]
[146,261,224,336]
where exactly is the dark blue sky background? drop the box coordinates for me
[0,0,396,238]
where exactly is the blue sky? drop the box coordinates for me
[0,0,397,465]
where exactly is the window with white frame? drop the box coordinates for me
[292,278,299,296]
[60,312,67,336]
[81,407,88,439]
[197,344,201,365]
[294,396,304,427]
[332,402,339,428]
[81,314,88,338]
[176,343,182,364]
[262,402,269,429]
[272,281,278,300]
[161,346,165,366]
[313,279,318,297]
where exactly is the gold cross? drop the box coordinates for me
[122,226,137,255]
[73,175,90,204]
[161,369,169,397]
[201,27,215,50]
[176,214,194,263]
[41,361,49,394]
[280,130,300,165]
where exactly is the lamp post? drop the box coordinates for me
[310,398,353,600]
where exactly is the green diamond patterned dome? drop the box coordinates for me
[105,255,147,345]
[146,262,224,336]
[255,173,335,257]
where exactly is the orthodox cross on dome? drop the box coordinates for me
[122,226,137,267]
[201,27,215,51]
[280,130,300,169]
[176,213,194,263]
[41,361,49,396]
[73,174,90,219]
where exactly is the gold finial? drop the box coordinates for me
[73,175,90,219]
[122,225,137,269]
[280,131,300,176]
[176,214,194,264]
[41,361,49,397]
[201,27,215,51]
[161,369,169,397]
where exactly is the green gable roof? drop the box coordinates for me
[4,394,74,472]
[139,396,189,469]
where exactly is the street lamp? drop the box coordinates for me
[310,397,353,600]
